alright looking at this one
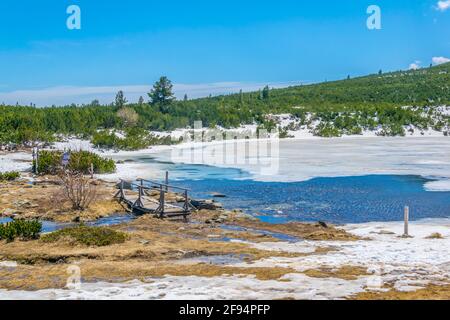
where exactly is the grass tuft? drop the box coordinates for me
[41,225,128,246]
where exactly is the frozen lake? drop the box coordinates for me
[115,136,450,223]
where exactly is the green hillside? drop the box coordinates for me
[1,63,449,146]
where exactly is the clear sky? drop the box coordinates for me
[0,0,449,106]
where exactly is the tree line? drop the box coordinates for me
[1,63,449,146]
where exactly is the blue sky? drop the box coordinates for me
[0,0,449,106]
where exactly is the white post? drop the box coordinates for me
[403,206,409,237]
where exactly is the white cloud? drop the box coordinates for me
[432,56,450,65]
[0,81,303,107]
[436,0,450,11]
[409,61,421,70]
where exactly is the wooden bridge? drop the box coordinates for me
[114,178,194,219]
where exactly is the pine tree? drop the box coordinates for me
[184,94,188,101]
[115,91,127,108]
[262,86,270,100]
[138,96,144,105]
[148,76,175,113]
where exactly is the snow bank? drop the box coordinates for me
[0,152,32,173]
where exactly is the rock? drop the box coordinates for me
[213,202,223,209]
[139,240,150,245]
[210,192,226,198]
[2,208,15,217]
[317,221,328,228]
[175,196,185,202]
[190,199,221,210]
[72,216,81,223]
[375,230,395,235]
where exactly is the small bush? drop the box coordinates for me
[0,220,42,242]
[426,233,444,239]
[0,171,20,182]
[34,150,116,175]
[313,122,342,137]
[92,127,176,151]
[41,225,128,246]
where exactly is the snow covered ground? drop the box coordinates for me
[0,219,448,300]
[0,152,32,173]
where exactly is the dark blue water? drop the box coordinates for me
[172,175,450,224]
[132,156,450,224]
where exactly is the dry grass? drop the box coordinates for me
[303,265,369,280]
[223,219,361,241]
[0,260,298,291]
[425,233,444,239]
[353,284,450,300]
[0,179,124,222]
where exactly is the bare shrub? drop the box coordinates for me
[58,170,97,211]
[117,107,139,127]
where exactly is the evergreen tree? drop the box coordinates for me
[148,76,175,113]
[115,91,127,108]
[138,96,144,105]
[184,94,188,101]
[262,86,270,100]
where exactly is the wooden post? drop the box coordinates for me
[184,190,189,211]
[35,147,39,174]
[165,171,169,192]
[160,185,165,217]
[90,163,94,179]
[32,148,36,174]
[403,206,409,237]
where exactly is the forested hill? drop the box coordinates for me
[0,62,449,145]
[195,61,450,109]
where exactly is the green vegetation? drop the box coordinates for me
[0,171,20,182]
[34,150,116,175]
[92,127,175,151]
[0,220,42,242]
[41,225,128,246]
[0,63,449,144]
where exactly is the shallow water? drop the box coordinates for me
[0,214,135,233]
